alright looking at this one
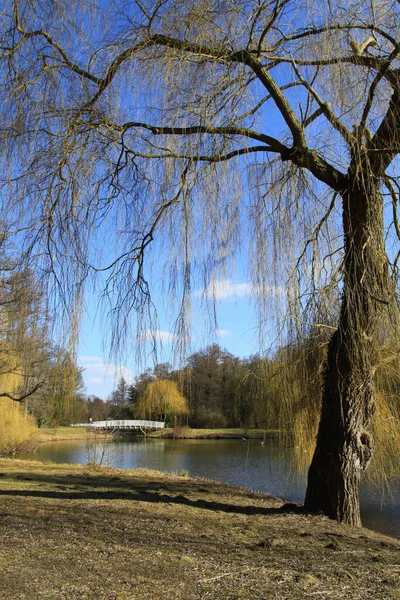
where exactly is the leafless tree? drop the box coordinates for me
[1,0,400,525]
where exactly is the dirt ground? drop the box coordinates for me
[0,458,399,600]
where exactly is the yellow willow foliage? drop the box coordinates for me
[369,393,400,487]
[287,389,400,484]
[0,351,38,454]
[0,369,23,397]
[0,347,24,392]
[0,396,38,455]
[47,353,80,424]
[292,407,319,474]
[277,338,400,485]
[136,380,189,421]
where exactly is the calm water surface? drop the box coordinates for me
[22,437,400,539]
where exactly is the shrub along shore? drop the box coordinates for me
[0,458,399,600]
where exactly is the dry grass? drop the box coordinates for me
[0,458,399,600]
[36,426,275,441]
[37,426,96,442]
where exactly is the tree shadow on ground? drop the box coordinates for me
[0,469,303,516]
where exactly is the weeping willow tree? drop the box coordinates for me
[1,0,400,525]
[0,268,41,451]
[0,268,48,403]
[136,379,189,423]
[271,322,400,493]
[0,255,81,423]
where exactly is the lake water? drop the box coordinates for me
[21,436,400,539]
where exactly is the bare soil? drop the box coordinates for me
[0,458,399,600]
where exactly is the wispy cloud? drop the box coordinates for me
[203,279,289,301]
[78,355,103,364]
[199,279,254,301]
[215,329,231,337]
[78,356,135,398]
[140,329,178,344]
[88,377,103,385]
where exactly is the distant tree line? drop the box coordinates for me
[83,343,300,430]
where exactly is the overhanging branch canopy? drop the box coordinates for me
[0,0,399,354]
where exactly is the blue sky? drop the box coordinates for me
[69,3,396,400]
[78,277,270,398]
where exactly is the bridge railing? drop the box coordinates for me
[71,419,165,430]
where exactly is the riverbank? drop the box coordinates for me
[0,427,94,458]
[148,426,279,439]
[0,459,399,600]
[37,426,97,443]
[36,426,280,444]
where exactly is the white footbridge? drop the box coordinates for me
[71,420,165,432]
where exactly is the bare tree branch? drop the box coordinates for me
[0,381,45,403]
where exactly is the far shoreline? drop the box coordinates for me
[35,426,282,445]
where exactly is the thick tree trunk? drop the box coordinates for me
[304,178,388,525]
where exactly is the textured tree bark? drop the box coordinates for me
[304,176,388,525]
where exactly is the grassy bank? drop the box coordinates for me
[0,459,399,600]
[0,426,93,458]
[148,427,279,439]
[37,426,97,443]
[37,426,280,442]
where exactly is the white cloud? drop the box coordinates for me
[201,279,254,301]
[215,329,231,337]
[78,357,136,398]
[140,329,178,344]
[78,360,133,378]
[88,377,103,384]
[78,355,104,364]
[197,279,288,302]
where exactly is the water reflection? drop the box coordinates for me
[21,437,399,539]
